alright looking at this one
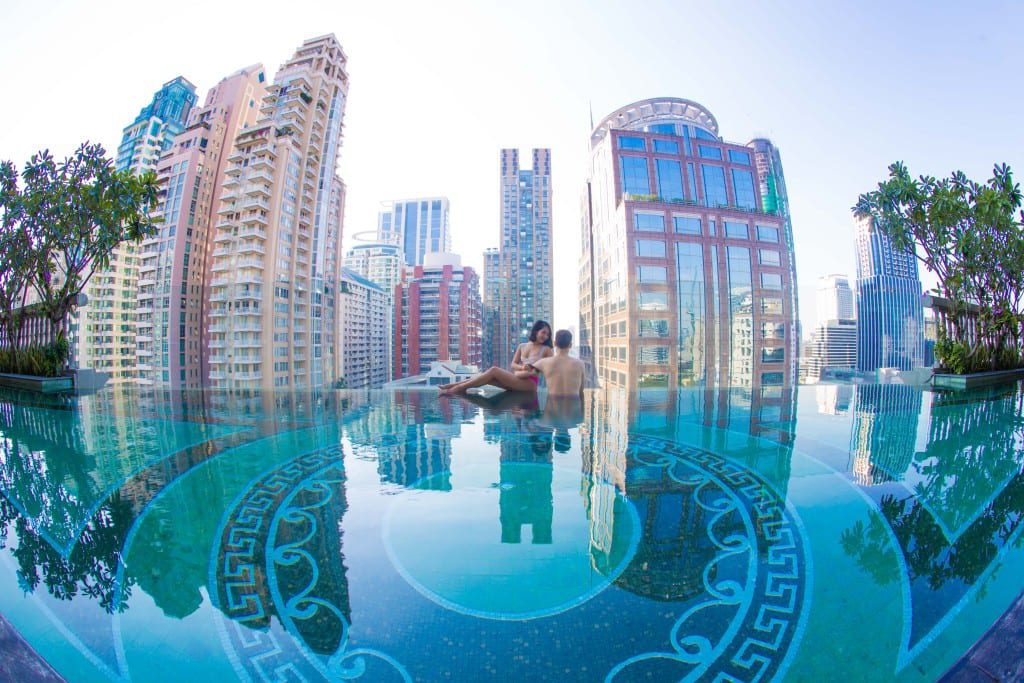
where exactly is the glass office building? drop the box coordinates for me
[579,97,799,391]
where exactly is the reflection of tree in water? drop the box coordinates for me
[0,493,135,613]
[842,386,1024,591]
[843,475,1024,591]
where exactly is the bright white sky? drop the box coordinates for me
[2,0,1022,334]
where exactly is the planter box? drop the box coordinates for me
[0,372,73,393]
[932,368,1024,390]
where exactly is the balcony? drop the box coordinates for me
[242,197,270,211]
[237,242,266,255]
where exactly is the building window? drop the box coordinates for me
[673,216,701,235]
[701,165,728,207]
[638,265,667,283]
[647,123,677,136]
[759,249,781,266]
[621,156,650,195]
[638,290,669,311]
[636,239,666,258]
[634,212,665,232]
[724,221,749,239]
[686,162,698,200]
[761,272,783,289]
[761,372,784,385]
[761,297,783,315]
[728,149,752,165]
[698,144,723,160]
[653,139,680,154]
[694,128,717,141]
[762,347,785,364]
[656,159,684,201]
[757,225,780,242]
[639,346,670,365]
[639,372,669,387]
[618,135,646,151]
[731,169,757,210]
[639,319,670,337]
[762,322,785,339]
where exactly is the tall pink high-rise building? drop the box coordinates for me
[208,35,348,391]
[136,65,267,387]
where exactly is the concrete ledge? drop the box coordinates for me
[0,373,74,393]
[933,368,1024,390]
[0,614,64,682]
[941,589,1024,682]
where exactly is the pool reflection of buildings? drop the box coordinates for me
[580,385,797,600]
[345,392,479,489]
[848,384,923,485]
[816,383,853,415]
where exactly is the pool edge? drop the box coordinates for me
[0,613,65,682]
[940,588,1024,682]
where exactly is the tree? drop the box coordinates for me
[18,143,160,341]
[854,162,1024,373]
[0,161,36,350]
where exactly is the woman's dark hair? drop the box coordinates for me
[529,320,553,347]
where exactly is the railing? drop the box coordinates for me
[621,193,780,218]
[0,295,85,370]
[923,294,981,346]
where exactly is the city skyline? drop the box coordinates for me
[2,1,1022,337]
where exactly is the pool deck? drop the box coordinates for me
[942,589,1024,682]
[0,614,64,682]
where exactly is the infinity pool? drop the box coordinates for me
[0,383,1021,681]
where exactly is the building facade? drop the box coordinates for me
[489,148,553,370]
[343,242,404,382]
[338,268,388,388]
[136,65,267,388]
[207,35,349,391]
[377,198,451,266]
[854,216,924,371]
[817,273,855,322]
[804,274,857,382]
[393,253,482,379]
[579,97,799,391]
[482,247,502,368]
[72,77,198,382]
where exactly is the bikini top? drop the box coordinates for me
[519,343,547,364]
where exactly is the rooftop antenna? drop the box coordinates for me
[589,100,594,130]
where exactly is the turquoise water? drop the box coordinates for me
[0,382,1021,681]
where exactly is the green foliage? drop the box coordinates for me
[0,333,69,377]
[2,142,160,333]
[855,162,1024,374]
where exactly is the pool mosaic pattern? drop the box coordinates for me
[0,383,1021,681]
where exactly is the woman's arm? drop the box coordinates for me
[511,344,524,371]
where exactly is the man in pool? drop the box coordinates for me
[525,329,584,397]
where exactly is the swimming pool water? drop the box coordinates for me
[0,382,1021,681]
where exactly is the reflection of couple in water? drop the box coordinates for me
[439,320,584,397]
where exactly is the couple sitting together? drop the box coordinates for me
[439,320,584,397]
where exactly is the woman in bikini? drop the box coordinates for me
[438,320,553,394]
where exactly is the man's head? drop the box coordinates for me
[554,329,573,350]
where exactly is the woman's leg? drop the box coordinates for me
[442,367,536,394]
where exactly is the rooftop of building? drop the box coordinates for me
[591,97,719,146]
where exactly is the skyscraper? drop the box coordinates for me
[338,268,388,388]
[136,65,267,388]
[344,241,404,382]
[489,149,553,370]
[854,216,924,371]
[72,77,198,382]
[817,274,855,322]
[208,35,349,391]
[377,198,451,266]
[393,253,482,379]
[579,97,799,390]
[482,247,502,367]
[805,274,857,382]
